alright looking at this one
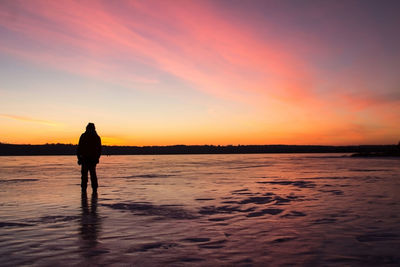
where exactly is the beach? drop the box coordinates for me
[1,154,400,266]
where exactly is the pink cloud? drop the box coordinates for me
[1,0,398,145]
[0,0,320,104]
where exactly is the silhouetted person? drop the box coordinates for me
[77,123,101,191]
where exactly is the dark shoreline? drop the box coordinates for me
[1,143,399,156]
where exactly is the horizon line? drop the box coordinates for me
[0,142,398,147]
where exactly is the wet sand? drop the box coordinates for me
[1,154,400,266]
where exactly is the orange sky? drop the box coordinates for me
[1,0,399,145]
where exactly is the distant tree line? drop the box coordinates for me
[0,143,398,156]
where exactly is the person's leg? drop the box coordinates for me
[89,164,98,191]
[81,163,89,191]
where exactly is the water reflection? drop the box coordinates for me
[1,155,400,266]
[79,191,101,256]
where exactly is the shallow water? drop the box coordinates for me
[0,154,400,266]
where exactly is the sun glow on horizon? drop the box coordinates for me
[1,0,399,146]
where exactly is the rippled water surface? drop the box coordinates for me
[1,154,400,266]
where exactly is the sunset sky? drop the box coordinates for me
[1,0,399,146]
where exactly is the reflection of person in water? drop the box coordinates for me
[77,123,101,192]
[80,191,101,253]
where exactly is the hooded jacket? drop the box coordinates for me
[77,127,101,163]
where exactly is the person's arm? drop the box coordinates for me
[77,134,83,165]
[96,135,102,163]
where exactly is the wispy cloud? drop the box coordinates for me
[0,0,399,145]
[0,0,317,103]
[0,114,60,126]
